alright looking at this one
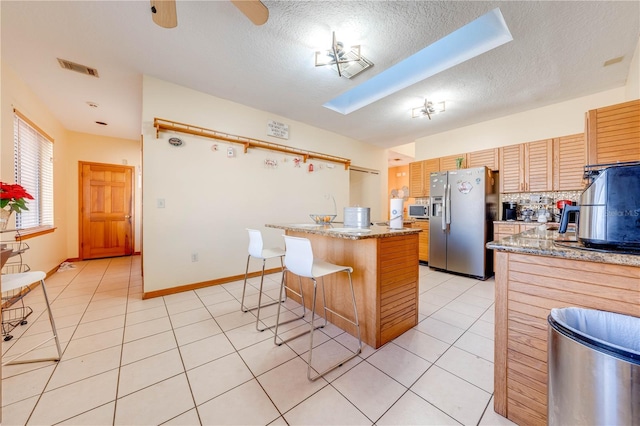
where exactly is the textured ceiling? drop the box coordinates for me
[2,1,639,156]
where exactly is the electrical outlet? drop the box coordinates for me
[191,253,198,262]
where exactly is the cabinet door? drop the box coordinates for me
[468,148,499,171]
[499,145,523,193]
[553,133,587,191]
[524,139,553,192]
[587,99,640,164]
[422,159,439,197]
[439,154,466,171]
[412,220,430,262]
[409,161,425,197]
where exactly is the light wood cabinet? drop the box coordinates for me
[493,222,520,242]
[553,133,587,190]
[498,144,523,193]
[467,148,499,170]
[409,161,426,198]
[494,251,640,425]
[499,139,553,193]
[438,154,466,171]
[409,159,438,198]
[586,99,640,164]
[412,220,429,262]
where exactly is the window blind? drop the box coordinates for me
[13,112,54,229]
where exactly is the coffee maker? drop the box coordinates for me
[502,201,517,221]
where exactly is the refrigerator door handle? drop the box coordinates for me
[441,187,447,230]
[445,184,452,227]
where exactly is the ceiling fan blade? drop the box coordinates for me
[230,0,269,26]
[150,0,177,28]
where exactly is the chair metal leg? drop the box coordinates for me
[307,270,362,381]
[243,255,286,321]
[3,279,62,366]
[241,254,252,312]
[273,270,313,345]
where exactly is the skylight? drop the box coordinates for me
[323,8,513,115]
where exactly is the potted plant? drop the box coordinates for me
[0,182,34,230]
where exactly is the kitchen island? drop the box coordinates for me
[487,225,640,426]
[266,223,421,349]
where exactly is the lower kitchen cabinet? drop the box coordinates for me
[413,220,429,262]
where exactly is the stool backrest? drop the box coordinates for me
[283,235,314,278]
[247,229,264,258]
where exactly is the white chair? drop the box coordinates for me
[241,229,288,331]
[1,271,62,366]
[274,235,362,381]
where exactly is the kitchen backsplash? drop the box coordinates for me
[501,190,583,222]
[413,190,583,222]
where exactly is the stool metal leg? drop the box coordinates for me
[307,270,362,381]
[273,269,317,345]
[3,279,62,366]
[242,255,285,315]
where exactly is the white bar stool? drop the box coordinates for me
[274,235,362,381]
[1,271,62,366]
[241,229,288,331]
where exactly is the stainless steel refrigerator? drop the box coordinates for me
[428,166,497,279]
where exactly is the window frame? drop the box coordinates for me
[12,109,55,237]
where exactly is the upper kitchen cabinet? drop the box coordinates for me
[553,133,587,191]
[499,144,523,192]
[586,99,640,164]
[499,139,553,193]
[438,154,466,171]
[467,148,499,171]
[409,159,439,198]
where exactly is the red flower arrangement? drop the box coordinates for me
[0,182,34,214]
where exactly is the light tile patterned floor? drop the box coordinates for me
[1,256,517,425]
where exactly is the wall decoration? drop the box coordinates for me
[267,120,289,140]
[308,163,314,172]
[293,157,301,167]
[211,144,218,151]
[227,146,235,158]
[264,159,278,169]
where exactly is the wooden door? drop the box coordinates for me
[438,154,466,171]
[80,162,134,259]
[499,144,523,193]
[553,133,587,190]
[422,159,439,198]
[408,161,425,197]
[586,99,640,164]
[524,139,553,192]
[468,148,499,171]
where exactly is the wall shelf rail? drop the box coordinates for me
[153,118,351,170]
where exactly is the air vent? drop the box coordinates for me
[57,58,99,78]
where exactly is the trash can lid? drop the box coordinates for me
[550,307,640,357]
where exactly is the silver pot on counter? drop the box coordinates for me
[344,207,370,228]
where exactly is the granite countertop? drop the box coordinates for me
[487,224,640,267]
[265,223,421,240]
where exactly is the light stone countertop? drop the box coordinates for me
[265,223,421,240]
[487,224,640,267]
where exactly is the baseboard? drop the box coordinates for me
[142,267,283,299]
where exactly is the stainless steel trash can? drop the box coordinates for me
[548,307,640,425]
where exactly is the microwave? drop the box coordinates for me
[408,204,429,219]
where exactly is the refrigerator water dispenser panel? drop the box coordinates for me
[431,197,443,217]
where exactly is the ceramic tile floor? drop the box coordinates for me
[1,256,518,425]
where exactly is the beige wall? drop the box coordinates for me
[626,36,640,100]
[414,88,628,160]
[141,76,387,293]
[1,65,70,273]
[1,65,142,269]
[65,131,141,257]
